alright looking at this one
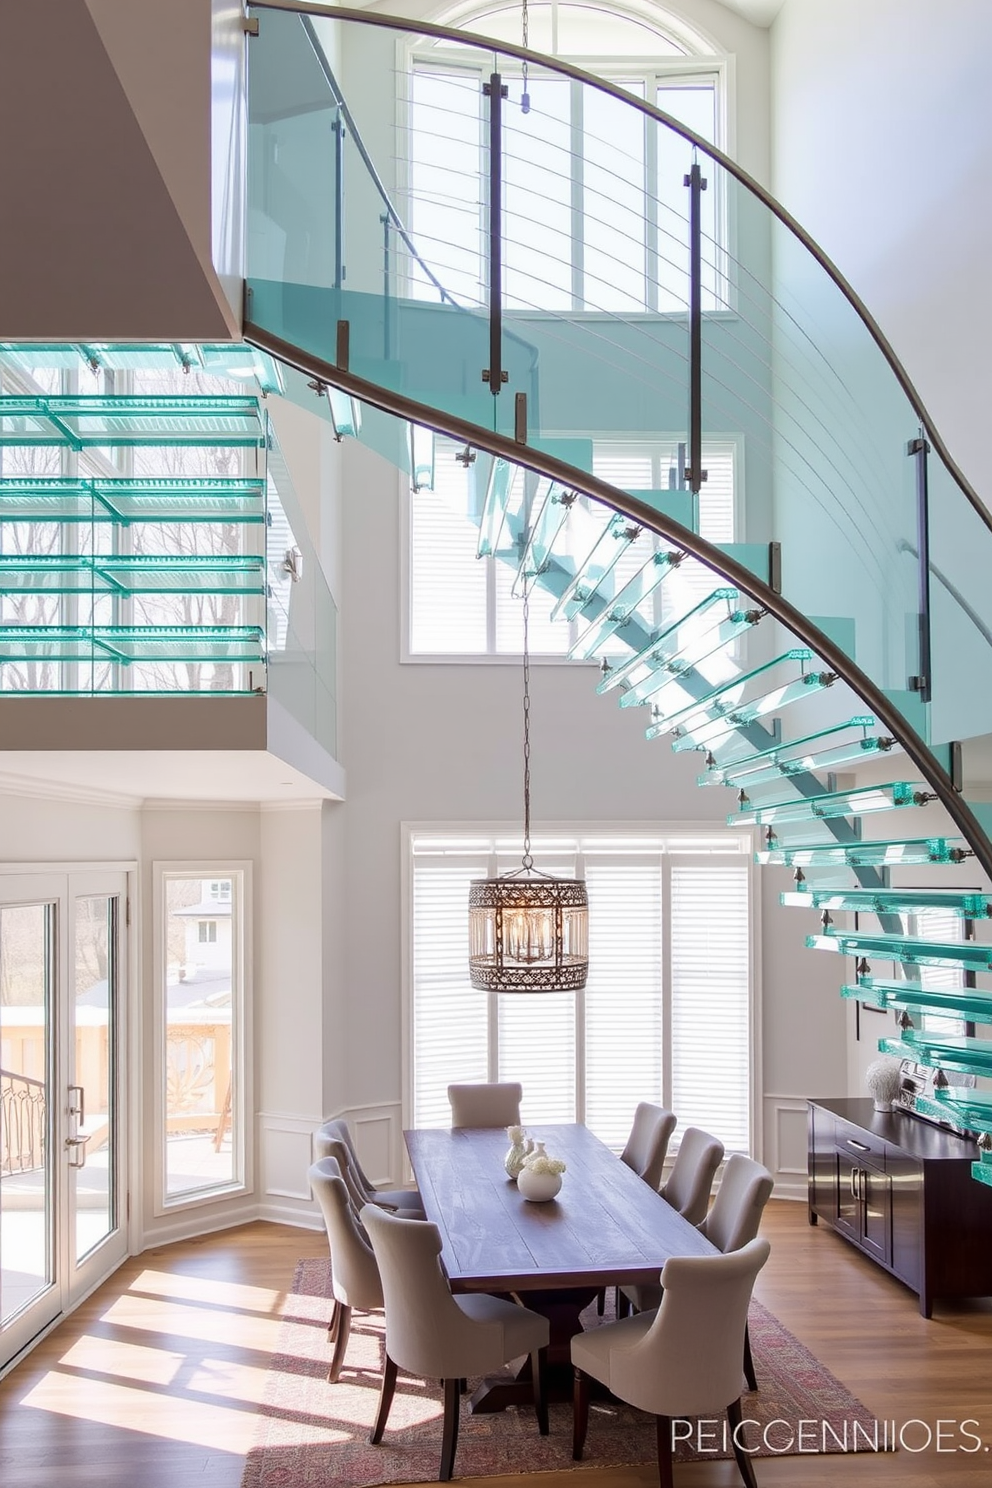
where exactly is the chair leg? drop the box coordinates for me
[439,1377,461,1482]
[656,1416,675,1488]
[327,1304,352,1382]
[727,1399,759,1488]
[327,1298,341,1341]
[531,1346,549,1436]
[370,1353,398,1444]
[572,1366,590,1460]
[743,1321,758,1392]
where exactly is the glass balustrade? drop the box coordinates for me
[244,2,992,867]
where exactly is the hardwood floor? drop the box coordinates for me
[1,1200,991,1487]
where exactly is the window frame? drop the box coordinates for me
[401,821,761,1159]
[151,860,253,1215]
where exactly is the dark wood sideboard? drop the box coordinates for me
[807,1097,992,1317]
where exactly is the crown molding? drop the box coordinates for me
[0,770,142,811]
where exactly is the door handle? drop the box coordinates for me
[850,1167,859,1201]
[65,1134,89,1169]
[68,1084,85,1123]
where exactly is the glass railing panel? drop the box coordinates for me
[928,450,992,746]
[700,161,925,736]
[265,423,337,757]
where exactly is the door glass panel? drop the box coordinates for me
[73,896,116,1263]
[0,903,53,1325]
[164,877,236,1197]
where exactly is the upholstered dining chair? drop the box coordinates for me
[699,1153,774,1392]
[308,1157,384,1381]
[620,1127,725,1316]
[597,1102,678,1314]
[622,1103,677,1189]
[447,1081,522,1128]
[315,1117,424,1216]
[572,1238,771,1488]
[363,1204,550,1482]
[661,1126,725,1225]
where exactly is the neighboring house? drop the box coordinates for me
[0,0,989,1373]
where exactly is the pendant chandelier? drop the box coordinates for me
[468,580,589,993]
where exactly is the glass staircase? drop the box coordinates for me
[6,5,992,1179]
[236,3,992,1181]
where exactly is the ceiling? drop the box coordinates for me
[0,751,340,810]
[710,0,785,25]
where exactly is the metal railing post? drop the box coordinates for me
[685,161,707,496]
[483,73,507,395]
[908,431,933,703]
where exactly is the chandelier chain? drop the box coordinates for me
[521,0,530,111]
[522,577,533,870]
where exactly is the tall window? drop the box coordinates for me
[156,865,250,1207]
[407,2,724,314]
[408,436,738,656]
[407,828,754,1154]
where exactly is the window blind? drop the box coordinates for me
[409,443,488,654]
[669,859,751,1153]
[912,907,966,1037]
[410,833,752,1153]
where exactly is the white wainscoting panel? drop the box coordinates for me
[345,1102,404,1189]
[762,1095,810,1202]
[259,1111,324,1227]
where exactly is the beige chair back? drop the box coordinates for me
[308,1157,383,1311]
[313,1130,370,1215]
[620,1103,676,1190]
[447,1081,522,1128]
[363,1204,527,1377]
[701,1152,774,1254]
[316,1118,376,1202]
[662,1126,725,1225]
[611,1238,770,1417]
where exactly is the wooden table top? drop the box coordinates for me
[404,1122,717,1293]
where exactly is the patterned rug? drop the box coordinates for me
[241,1258,887,1487]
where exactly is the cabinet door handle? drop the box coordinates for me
[850,1167,859,1201]
[846,1138,870,1152]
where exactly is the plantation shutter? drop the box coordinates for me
[409,444,488,654]
[494,559,570,655]
[669,858,750,1153]
[412,851,490,1125]
[583,856,664,1148]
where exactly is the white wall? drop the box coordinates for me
[770,0,992,494]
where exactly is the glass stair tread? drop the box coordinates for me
[477,459,524,558]
[730,781,935,827]
[661,654,838,748]
[569,547,685,658]
[0,476,266,522]
[697,717,896,787]
[0,394,264,446]
[841,980,992,1024]
[782,888,992,918]
[515,482,577,583]
[0,556,265,594]
[1,341,283,385]
[879,1032,992,1079]
[755,836,969,868]
[806,930,992,970]
[607,593,762,707]
[921,1088,992,1130]
[549,510,640,619]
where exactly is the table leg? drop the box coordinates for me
[469,1287,600,1414]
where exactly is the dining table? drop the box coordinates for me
[404,1121,718,1412]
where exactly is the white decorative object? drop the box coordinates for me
[517,1146,566,1202]
[866,1056,902,1112]
[504,1126,533,1180]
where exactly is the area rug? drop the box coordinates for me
[241,1258,887,1487]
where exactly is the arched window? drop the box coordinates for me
[406,1,726,313]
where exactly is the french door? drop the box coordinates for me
[0,870,130,1371]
